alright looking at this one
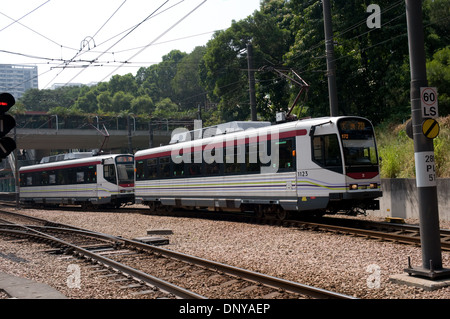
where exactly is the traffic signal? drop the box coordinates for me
[0,93,17,159]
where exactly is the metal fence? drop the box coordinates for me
[14,114,195,132]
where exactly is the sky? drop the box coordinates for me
[0,0,262,89]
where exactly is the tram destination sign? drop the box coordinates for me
[421,87,439,119]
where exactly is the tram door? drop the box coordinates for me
[102,158,118,197]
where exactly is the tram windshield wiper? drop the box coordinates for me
[309,120,333,136]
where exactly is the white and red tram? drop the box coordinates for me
[134,116,382,219]
[19,154,135,208]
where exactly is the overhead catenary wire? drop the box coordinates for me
[291,9,409,76]
[2,0,229,90]
[97,0,208,84]
[4,0,180,90]
[0,7,78,52]
[62,0,174,86]
[287,0,405,64]
[0,0,51,33]
[41,0,130,89]
[83,0,186,58]
[92,0,128,40]
[3,0,446,101]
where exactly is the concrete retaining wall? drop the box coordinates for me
[369,179,450,222]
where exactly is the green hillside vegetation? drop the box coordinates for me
[9,0,450,179]
[13,1,448,125]
[377,116,450,178]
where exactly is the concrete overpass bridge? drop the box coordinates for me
[13,113,195,152]
[0,113,195,192]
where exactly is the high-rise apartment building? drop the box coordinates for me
[0,64,39,99]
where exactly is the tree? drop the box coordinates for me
[202,26,250,122]
[97,91,112,113]
[202,9,291,122]
[135,50,188,107]
[284,0,412,123]
[131,95,155,115]
[75,89,97,113]
[112,91,134,113]
[172,46,207,111]
[153,98,178,118]
[424,0,450,56]
[19,86,82,111]
[16,0,448,127]
[158,50,188,100]
[109,74,138,96]
[427,46,450,115]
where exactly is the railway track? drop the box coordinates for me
[287,217,450,251]
[121,205,450,251]
[6,201,450,251]
[0,210,354,300]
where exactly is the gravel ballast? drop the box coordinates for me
[1,207,449,299]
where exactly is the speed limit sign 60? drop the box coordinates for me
[421,87,439,119]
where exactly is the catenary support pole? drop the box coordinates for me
[404,0,450,279]
[247,43,257,121]
[322,0,339,117]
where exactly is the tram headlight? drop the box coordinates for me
[370,183,378,189]
[350,184,358,190]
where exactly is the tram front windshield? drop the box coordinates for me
[338,119,378,172]
[116,156,135,185]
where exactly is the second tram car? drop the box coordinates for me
[134,116,382,219]
[19,154,135,208]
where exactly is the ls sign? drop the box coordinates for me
[421,87,439,119]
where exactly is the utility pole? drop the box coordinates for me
[14,125,19,208]
[322,0,339,117]
[247,43,257,121]
[404,0,450,279]
[127,115,133,154]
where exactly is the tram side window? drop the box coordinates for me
[77,171,85,183]
[147,159,158,179]
[104,164,117,184]
[173,161,185,178]
[49,171,56,184]
[312,134,343,173]
[159,157,171,178]
[205,149,221,176]
[85,166,97,183]
[187,152,203,177]
[225,146,244,175]
[41,171,49,185]
[246,143,260,174]
[136,160,145,180]
[276,138,296,172]
[20,173,32,187]
[57,170,66,185]
[136,159,159,181]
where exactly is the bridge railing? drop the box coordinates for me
[14,113,195,133]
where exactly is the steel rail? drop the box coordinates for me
[0,226,206,299]
[293,220,450,251]
[0,222,355,299]
[0,210,356,298]
[118,236,355,299]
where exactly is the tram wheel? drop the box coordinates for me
[254,205,264,218]
[275,207,289,221]
[148,202,157,213]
